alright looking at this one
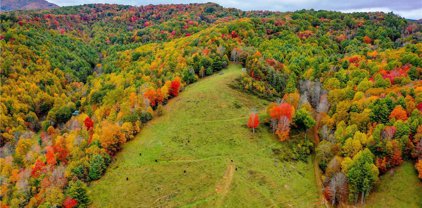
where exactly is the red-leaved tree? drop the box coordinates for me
[84,117,94,130]
[363,36,372,44]
[323,186,332,202]
[144,89,157,107]
[170,77,181,97]
[31,159,45,177]
[268,102,295,141]
[63,197,78,208]
[247,112,260,133]
[84,116,94,144]
[269,103,294,120]
[46,146,56,166]
[53,137,69,164]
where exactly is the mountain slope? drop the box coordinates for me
[0,0,58,11]
[0,3,421,207]
[89,64,319,207]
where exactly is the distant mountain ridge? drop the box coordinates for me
[0,0,58,11]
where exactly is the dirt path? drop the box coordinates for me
[215,162,235,207]
[313,155,327,207]
[313,117,328,207]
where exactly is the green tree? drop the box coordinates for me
[88,155,108,181]
[394,120,410,138]
[374,74,390,88]
[343,149,379,204]
[284,74,297,93]
[369,99,390,123]
[293,108,316,131]
[66,180,90,208]
[55,106,73,124]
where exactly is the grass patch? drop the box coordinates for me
[88,64,319,207]
[364,161,422,208]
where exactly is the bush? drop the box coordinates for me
[290,138,314,161]
[206,67,213,76]
[156,104,164,116]
[140,111,152,123]
[121,114,139,123]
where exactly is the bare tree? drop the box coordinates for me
[317,94,330,114]
[382,126,396,140]
[310,81,321,108]
[231,48,239,62]
[320,125,330,140]
[16,168,31,194]
[299,91,310,107]
[416,138,422,159]
[329,172,348,206]
[51,165,67,188]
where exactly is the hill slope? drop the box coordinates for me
[0,0,58,11]
[365,162,422,208]
[89,64,319,207]
[1,4,421,207]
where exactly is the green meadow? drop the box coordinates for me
[89,64,319,207]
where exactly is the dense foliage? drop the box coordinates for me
[0,3,421,207]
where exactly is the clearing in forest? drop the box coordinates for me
[89,64,318,207]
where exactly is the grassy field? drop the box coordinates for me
[364,161,422,208]
[88,64,319,207]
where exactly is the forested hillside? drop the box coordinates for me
[0,3,421,207]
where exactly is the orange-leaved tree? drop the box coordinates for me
[247,111,260,133]
[363,36,372,44]
[416,160,422,179]
[389,105,408,121]
[46,146,56,166]
[53,136,69,164]
[31,159,45,178]
[100,121,126,155]
[268,102,295,141]
[144,88,157,107]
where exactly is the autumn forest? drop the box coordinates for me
[0,2,422,208]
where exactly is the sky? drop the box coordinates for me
[48,0,422,19]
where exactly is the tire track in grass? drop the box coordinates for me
[215,162,235,207]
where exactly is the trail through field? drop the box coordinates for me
[89,64,319,208]
[215,162,235,207]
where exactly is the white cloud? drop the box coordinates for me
[341,7,422,20]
